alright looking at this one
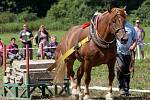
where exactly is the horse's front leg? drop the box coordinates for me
[75,62,84,97]
[83,60,92,99]
[105,60,115,100]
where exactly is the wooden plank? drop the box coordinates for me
[12,59,55,69]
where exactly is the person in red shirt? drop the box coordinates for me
[0,38,3,52]
[0,38,3,65]
[8,38,19,65]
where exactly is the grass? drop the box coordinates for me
[0,27,150,97]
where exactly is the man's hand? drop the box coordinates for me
[129,45,135,51]
[21,39,26,43]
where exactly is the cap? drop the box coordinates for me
[136,20,140,23]
[40,25,45,28]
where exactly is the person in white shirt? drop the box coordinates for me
[134,20,145,59]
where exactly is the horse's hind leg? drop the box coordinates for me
[65,58,76,90]
[70,62,85,99]
[105,61,115,100]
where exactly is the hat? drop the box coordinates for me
[136,20,140,23]
[23,24,28,27]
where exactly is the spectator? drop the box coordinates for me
[48,35,58,59]
[33,25,49,47]
[0,38,3,52]
[0,38,3,65]
[134,19,145,59]
[7,38,20,65]
[19,24,33,60]
[37,39,50,59]
[116,13,137,96]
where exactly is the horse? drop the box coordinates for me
[47,7,127,100]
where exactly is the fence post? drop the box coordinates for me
[3,45,6,74]
[26,44,30,98]
[41,43,44,59]
[26,44,29,83]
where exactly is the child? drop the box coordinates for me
[48,35,58,59]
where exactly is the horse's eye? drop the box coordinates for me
[112,21,115,23]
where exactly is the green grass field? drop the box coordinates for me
[0,27,150,91]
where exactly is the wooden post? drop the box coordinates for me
[26,44,29,83]
[3,45,6,73]
[41,43,44,59]
[26,44,30,98]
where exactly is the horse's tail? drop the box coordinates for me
[47,49,66,83]
[53,55,66,83]
[53,46,76,83]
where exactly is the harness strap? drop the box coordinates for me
[47,37,90,71]
[61,37,89,61]
[75,22,90,50]
[74,29,83,49]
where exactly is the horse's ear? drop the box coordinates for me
[108,8,112,13]
[123,6,126,10]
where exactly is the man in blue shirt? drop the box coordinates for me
[116,20,137,96]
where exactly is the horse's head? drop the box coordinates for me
[108,8,128,44]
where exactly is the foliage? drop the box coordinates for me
[0,11,38,24]
[47,0,92,26]
[0,12,17,23]
[0,0,56,17]
[47,0,113,30]
[0,0,150,32]
[134,1,150,26]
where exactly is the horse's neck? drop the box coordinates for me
[97,15,113,42]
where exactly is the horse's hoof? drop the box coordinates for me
[83,94,90,100]
[71,94,79,100]
[105,92,113,100]
[71,88,78,95]
[79,92,83,100]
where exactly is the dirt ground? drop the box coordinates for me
[30,90,150,100]
[0,87,150,100]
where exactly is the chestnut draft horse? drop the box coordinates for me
[48,8,127,99]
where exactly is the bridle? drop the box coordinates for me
[90,9,126,48]
[109,11,126,37]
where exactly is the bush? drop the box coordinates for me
[0,18,51,33]
[0,12,17,23]
[47,0,95,28]
[130,0,150,26]
[17,11,38,22]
